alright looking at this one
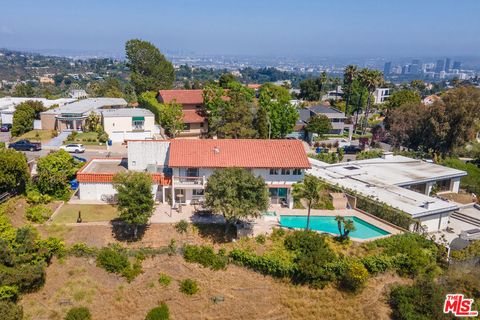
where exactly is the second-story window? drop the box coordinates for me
[292,169,302,175]
[281,169,290,175]
[270,169,279,175]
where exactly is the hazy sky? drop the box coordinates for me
[1,0,479,57]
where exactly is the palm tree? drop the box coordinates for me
[335,215,344,235]
[292,175,325,230]
[343,65,358,116]
[358,68,383,135]
[319,71,328,95]
[334,215,356,239]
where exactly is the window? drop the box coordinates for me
[186,168,199,177]
[184,123,191,131]
[132,120,144,130]
[193,189,204,196]
[269,169,279,175]
[292,169,302,175]
[281,169,290,175]
[200,122,204,128]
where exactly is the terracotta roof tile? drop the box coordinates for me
[182,110,205,123]
[168,139,310,169]
[158,90,204,105]
[77,172,171,185]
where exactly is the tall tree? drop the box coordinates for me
[36,150,78,199]
[125,39,175,94]
[138,91,184,137]
[11,101,43,137]
[292,175,325,230]
[204,168,269,226]
[386,90,421,111]
[0,149,29,194]
[113,172,155,240]
[258,83,298,138]
[358,68,383,134]
[255,105,269,139]
[218,73,238,88]
[343,65,358,116]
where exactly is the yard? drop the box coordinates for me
[51,204,118,224]
[13,129,57,142]
[64,131,103,145]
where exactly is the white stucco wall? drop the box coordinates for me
[128,141,170,171]
[79,182,158,202]
[414,212,451,232]
[450,177,461,193]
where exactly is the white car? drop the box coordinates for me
[60,144,85,153]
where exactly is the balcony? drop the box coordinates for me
[173,176,206,187]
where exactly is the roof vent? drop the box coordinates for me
[213,146,220,155]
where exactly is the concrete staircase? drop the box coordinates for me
[451,211,480,228]
[330,192,348,210]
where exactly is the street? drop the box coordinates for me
[22,148,127,162]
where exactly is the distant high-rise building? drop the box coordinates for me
[452,61,461,70]
[435,59,445,73]
[401,65,408,75]
[383,62,392,75]
[410,59,421,74]
[445,58,451,72]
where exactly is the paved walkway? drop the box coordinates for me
[43,131,69,147]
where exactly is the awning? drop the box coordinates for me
[132,116,145,121]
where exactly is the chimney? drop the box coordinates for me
[382,151,394,160]
[213,146,220,155]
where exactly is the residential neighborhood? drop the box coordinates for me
[1,1,480,320]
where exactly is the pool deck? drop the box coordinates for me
[254,206,403,242]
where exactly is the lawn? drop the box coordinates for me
[64,131,102,145]
[13,129,57,142]
[52,204,118,224]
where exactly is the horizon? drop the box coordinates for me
[1,0,479,58]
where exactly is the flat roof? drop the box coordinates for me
[0,97,76,111]
[81,158,128,174]
[42,98,127,115]
[308,157,462,218]
[101,108,154,118]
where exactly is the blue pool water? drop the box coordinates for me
[279,215,390,239]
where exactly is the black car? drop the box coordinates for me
[342,145,362,154]
[9,139,42,151]
[0,124,12,132]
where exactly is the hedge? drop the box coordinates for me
[229,249,297,278]
[355,196,413,229]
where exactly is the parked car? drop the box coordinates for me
[0,124,12,132]
[342,145,362,154]
[60,144,85,153]
[8,139,41,151]
[73,155,87,162]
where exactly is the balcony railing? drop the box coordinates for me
[173,176,206,186]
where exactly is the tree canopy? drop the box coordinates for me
[306,114,332,137]
[204,168,269,223]
[138,91,184,137]
[258,83,298,138]
[386,89,421,110]
[125,39,175,94]
[0,149,29,194]
[113,172,155,239]
[36,150,78,198]
[11,101,44,137]
[292,175,325,230]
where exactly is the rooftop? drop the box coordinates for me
[101,108,154,118]
[158,89,204,105]
[309,105,344,116]
[0,97,76,111]
[42,98,128,115]
[307,156,466,218]
[168,139,311,169]
[182,110,205,123]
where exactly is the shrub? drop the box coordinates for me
[179,279,199,295]
[121,260,143,283]
[68,243,97,257]
[229,249,296,278]
[339,260,369,292]
[0,300,23,320]
[360,255,393,275]
[356,149,383,160]
[174,220,189,234]
[25,205,52,223]
[96,244,129,274]
[255,234,266,244]
[26,189,52,204]
[356,196,413,229]
[145,302,170,320]
[183,245,228,270]
[36,237,66,261]
[65,306,92,320]
[98,132,109,143]
[158,273,171,287]
[0,263,46,293]
[0,285,19,302]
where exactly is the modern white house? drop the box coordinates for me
[101,108,158,142]
[308,152,467,232]
[76,139,311,209]
[373,88,391,104]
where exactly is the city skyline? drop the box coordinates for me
[1,0,480,57]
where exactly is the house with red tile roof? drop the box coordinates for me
[157,90,207,138]
[126,139,310,208]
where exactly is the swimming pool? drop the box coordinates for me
[279,215,390,239]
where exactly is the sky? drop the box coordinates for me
[0,0,479,57]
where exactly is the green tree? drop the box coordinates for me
[159,100,184,138]
[113,172,155,239]
[0,149,29,194]
[334,216,356,239]
[358,68,383,133]
[292,175,325,230]
[258,83,299,138]
[11,102,36,136]
[204,168,269,224]
[65,306,92,320]
[306,114,332,138]
[299,78,322,101]
[386,90,421,110]
[255,105,269,139]
[84,112,101,132]
[218,73,238,88]
[202,84,228,137]
[125,39,175,94]
[13,83,34,97]
[90,78,124,98]
[36,150,78,198]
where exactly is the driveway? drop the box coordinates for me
[0,132,11,143]
[43,131,70,148]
